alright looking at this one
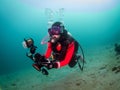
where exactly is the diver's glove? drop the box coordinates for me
[47,62,54,69]
[46,60,58,69]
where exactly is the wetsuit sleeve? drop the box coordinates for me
[55,42,75,68]
[44,42,52,59]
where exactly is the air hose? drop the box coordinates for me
[77,43,85,71]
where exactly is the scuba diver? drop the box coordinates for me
[23,21,85,75]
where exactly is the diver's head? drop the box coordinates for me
[48,22,64,36]
[48,22,64,43]
[50,35,61,43]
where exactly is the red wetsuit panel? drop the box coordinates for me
[58,42,75,68]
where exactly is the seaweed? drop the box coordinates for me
[114,43,120,56]
[112,66,120,74]
[11,83,16,87]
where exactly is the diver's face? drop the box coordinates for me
[50,35,60,43]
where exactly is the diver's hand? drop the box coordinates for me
[46,60,57,69]
[47,62,54,69]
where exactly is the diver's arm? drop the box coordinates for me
[44,42,52,59]
[55,42,75,68]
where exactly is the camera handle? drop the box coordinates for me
[30,45,37,54]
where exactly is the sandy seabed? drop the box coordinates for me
[0,44,120,90]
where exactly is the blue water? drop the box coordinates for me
[0,0,120,75]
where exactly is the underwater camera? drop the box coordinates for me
[23,38,49,75]
[33,53,49,75]
[23,38,37,54]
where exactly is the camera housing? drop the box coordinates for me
[24,38,37,54]
[24,38,34,48]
